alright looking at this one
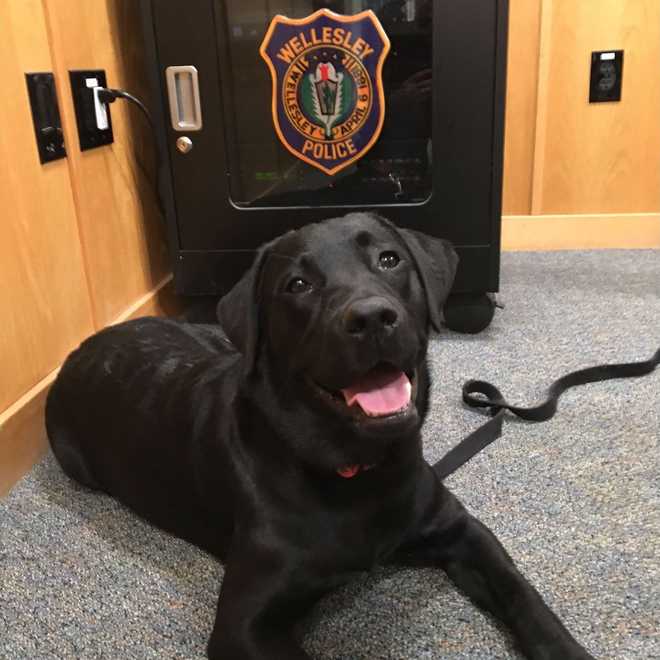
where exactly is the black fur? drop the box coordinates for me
[47,213,594,659]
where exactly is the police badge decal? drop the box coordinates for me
[260,9,390,175]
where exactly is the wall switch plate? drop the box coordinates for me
[25,72,66,164]
[69,69,114,150]
[589,50,623,103]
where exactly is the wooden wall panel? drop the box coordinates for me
[0,0,93,412]
[42,0,170,329]
[534,0,660,214]
[502,212,660,250]
[502,0,541,215]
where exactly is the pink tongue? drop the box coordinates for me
[341,369,412,417]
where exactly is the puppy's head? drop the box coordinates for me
[218,212,458,473]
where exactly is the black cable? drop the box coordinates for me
[96,87,155,132]
[95,86,164,219]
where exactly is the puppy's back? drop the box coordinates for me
[46,317,240,499]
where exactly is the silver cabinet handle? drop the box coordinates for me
[165,65,203,131]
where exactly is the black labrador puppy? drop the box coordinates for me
[46,212,594,659]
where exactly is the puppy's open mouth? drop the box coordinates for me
[311,363,417,420]
[308,363,419,479]
[340,364,413,417]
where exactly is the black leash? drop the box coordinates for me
[433,348,660,480]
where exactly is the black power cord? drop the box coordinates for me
[96,87,155,132]
[95,86,164,219]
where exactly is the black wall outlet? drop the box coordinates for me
[25,72,66,164]
[69,69,114,150]
[589,50,623,103]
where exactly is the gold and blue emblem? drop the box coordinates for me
[260,9,390,176]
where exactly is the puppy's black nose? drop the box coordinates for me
[343,297,399,336]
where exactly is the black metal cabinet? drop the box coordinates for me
[139,0,508,302]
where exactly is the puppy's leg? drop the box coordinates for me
[207,544,313,660]
[400,488,595,660]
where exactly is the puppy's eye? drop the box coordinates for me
[378,251,400,269]
[286,277,313,294]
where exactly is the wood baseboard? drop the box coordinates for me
[0,275,182,497]
[502,213,660,250]
[0,375,56,498]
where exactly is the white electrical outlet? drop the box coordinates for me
[86,77,109,130]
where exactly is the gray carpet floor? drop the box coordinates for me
[2,249,659,660]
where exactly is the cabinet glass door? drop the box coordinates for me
[216,1,433,207]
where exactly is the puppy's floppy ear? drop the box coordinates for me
[216,246,271,377]
[371,214,459,332]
